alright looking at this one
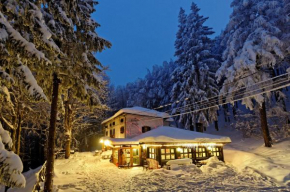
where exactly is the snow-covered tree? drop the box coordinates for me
[171,3,219,131]
[0,122,25,188]
[143,60,177,109]
[216,0,287,147]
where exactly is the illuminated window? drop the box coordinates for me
[179,148,193,159]
[196,147,207,158]
[149,148,156,159]
[120,127,125,134]
[161,148,175,160]
[209,147,222,157]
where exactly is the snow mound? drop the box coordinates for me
[200,156,235,175]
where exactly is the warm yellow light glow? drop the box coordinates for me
[100,139,104,143]
[177,147,182,152]
[207,146,212,150]
[104,140,111,146]
[142,145,147,149]
[142,143,223,147]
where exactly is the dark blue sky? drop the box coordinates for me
[94,0,232,86]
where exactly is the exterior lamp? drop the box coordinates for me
[177,147,182,152]
[104,140,111,146]
[100,139,104,143]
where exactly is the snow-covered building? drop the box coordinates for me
[101,107,173,138]
[101,109,231,167]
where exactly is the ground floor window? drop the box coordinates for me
[148,148,156,159]
[161,148,175,160]
[196,146,207,158]
[208,146,222,157]
[178,148,193,159]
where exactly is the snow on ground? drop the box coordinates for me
[52,152,289,192]
[207,126,290,186]
[53,152,141,192]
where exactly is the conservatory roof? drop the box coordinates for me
[102,126,232,145]
[102,106,173,124]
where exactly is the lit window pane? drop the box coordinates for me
[171,154,175,159]
[184,148,188,153]
[149,148,152,153]
[217,152,220,156]
[189,149,192,152]
[152,148,155,153]
[161,149,165,154]
[166,149,170,153]
[189,154,192,158]
[181,154,184,158]
[161,155,165,160]
[196,154,199,157]
[203,153,206,157]
[166,155,170,159]
[152,154,155,159]
[184,154,188,158]
[171,149,174,153]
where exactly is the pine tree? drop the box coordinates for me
[216,0,286,147]
[0,122,25,188]
[171,3,219,131]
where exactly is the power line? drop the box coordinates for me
[137,72,290,123]
[153,64,287,111]
[163,71,288,115]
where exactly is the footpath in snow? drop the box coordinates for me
[52,152,288,192]
[1,129,290,192]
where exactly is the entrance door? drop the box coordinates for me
[132,148,140,166]
[119,148,131,166]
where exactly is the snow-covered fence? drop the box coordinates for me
[32,161,47,192]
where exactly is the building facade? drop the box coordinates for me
[101,108,231,168]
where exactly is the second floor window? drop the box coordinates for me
[120,127,125,134]
[142,126,151,133]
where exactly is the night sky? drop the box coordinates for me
[93,0,233,86]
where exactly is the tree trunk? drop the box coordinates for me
[259,101,272,147]
[11,129,16,152]
[196,123,203,132]
[214,121,219,131]
[64,95,73,159]
[16,111,22,155]
[44,73,61,192]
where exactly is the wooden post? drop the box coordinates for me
[44,73,61,192]
[259,101,272,147]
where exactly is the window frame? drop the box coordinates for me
[195,146,207,158]
[209,146,222,157]
[179,148,193,159]
[161,148,175,160]
[148,148,156,159]
[142,126,151,133]
[120,126,125,134]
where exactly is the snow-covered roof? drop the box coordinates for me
[102,126,231,145]
[102,107,172,124]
